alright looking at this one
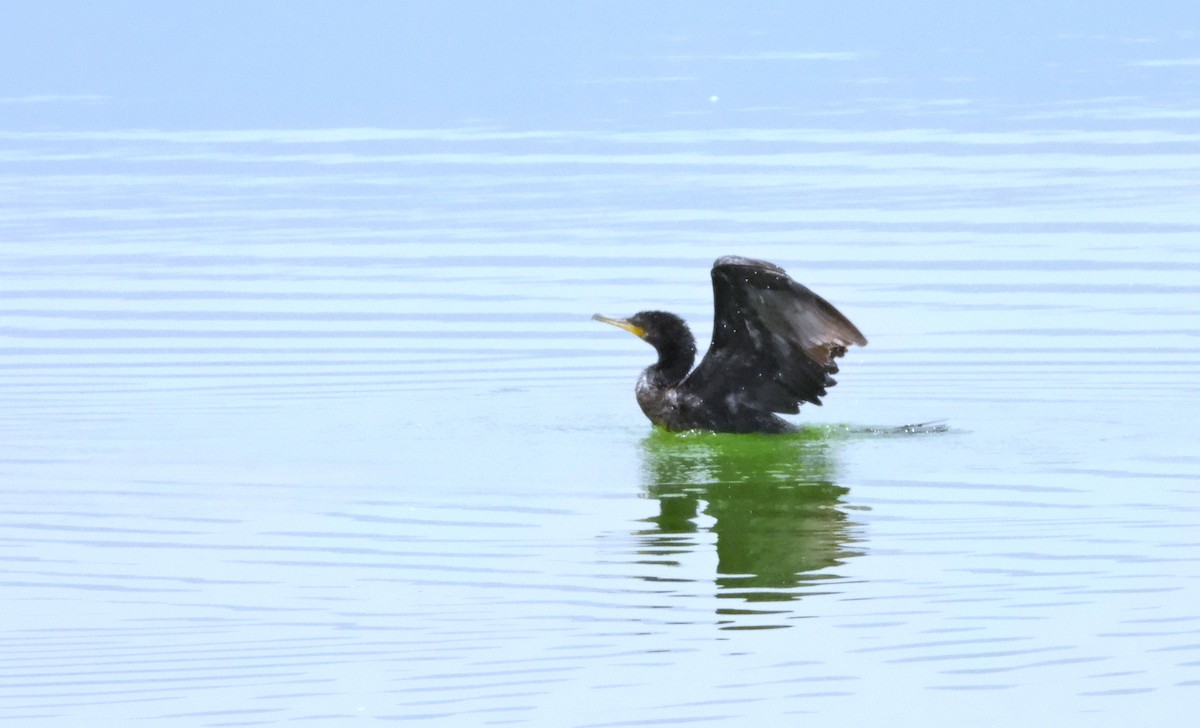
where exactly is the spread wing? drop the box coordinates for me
[679,256,867,418]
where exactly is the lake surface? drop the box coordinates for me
[3,7,1200,727]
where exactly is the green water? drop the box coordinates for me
[639,429,860,616]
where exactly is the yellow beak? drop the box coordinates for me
[592,313,646,339]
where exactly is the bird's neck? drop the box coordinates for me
[647,339,696,388]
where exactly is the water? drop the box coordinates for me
[3,6,1200,726]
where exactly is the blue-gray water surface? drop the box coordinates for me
[2,5,1200,727]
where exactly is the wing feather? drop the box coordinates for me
[680,256,866,422]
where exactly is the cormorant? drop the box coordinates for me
[593,255,867,433]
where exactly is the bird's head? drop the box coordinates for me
[592,311,697,382]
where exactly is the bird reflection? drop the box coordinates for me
[637,428,863,627]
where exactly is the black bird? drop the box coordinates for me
[593,256,867,434]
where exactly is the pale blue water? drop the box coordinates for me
[2,5,1200,726]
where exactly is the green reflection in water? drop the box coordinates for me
[638,426,864,628]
